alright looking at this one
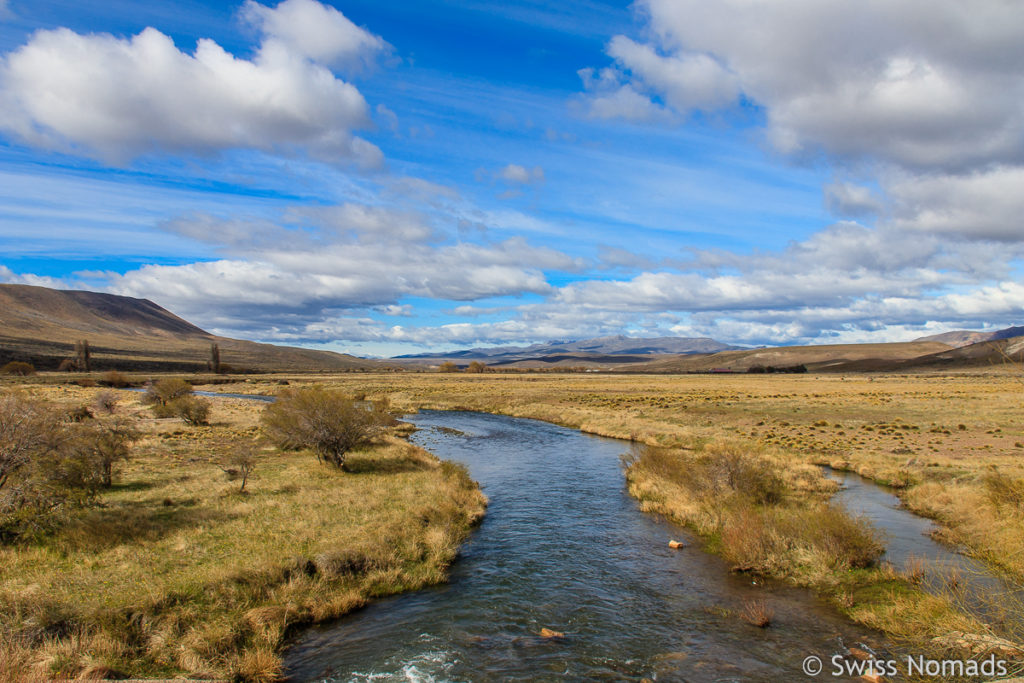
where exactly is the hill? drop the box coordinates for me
[392,334,739,367]
[914,326,1024,348]
[627,341,956,374]
[0,284,379,373]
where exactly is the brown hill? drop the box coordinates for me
[914,326,1024,348]
[881,334,1024,372]
[626,341,955,374]
[0,284,379,373]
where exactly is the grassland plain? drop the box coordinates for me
[192,370,1024,656]
[0,384,486,681]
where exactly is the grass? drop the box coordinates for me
[0,386,486,681]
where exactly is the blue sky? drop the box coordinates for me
[1,0,1022,356]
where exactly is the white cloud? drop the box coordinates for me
[577,67,671,122]
[605,36,738,113]
[241,0,386,70]
[0,265,65,288]
[884,166,1024,241]
[823,181,883,219]
[0,0,382,166]
[595,0,1024,173]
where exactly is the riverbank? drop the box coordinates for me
[0,385,486,681]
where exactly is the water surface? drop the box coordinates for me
[284,411,883,682]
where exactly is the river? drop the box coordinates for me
[283,410,887,682]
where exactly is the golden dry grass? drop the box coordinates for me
[0,385,485,681]
[229,370,1023,575]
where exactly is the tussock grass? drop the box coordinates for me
[0,387,486,681]
[623,441,882,585]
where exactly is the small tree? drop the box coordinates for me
[466,361,487,373]
[75,340,91,373]
[209,343,221,374]
[75,418,139,487]
[260,387,390,470]
[0,362,35,377]
[438,361,459,373]
[219,444,256,492]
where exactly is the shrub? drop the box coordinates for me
[261,387,391,470]
[143,378,193,407]
[98,370,130,388]
[0,394,105,539]
[438,361,459,373]
[93,391,119,415]
[982,469,1024,510]
[67,405,94,422]
[741,599,774,627]
[153,396,210,425]
[0,361,35,376]
[172,396,211,426]
[72,418,139,487]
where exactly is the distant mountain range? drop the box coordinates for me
[914,326,1024,348]
[392,335,742,364]
[1,283,1020,374]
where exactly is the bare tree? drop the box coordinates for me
[209,343,221,374]
[219,443,257,492]
[75,340,91,373]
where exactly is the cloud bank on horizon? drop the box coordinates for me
[0,0,1021,354]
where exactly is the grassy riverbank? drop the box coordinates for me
[0,385,486,681]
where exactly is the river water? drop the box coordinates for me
[283,411,886,682]
[829,468,1024,630]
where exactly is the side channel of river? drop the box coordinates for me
[283,411,889,682]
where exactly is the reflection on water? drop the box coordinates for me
[284,411,884,682]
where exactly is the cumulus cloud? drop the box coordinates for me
[0,0,383,166]
[884,166,1024,241]
[98,202,583,339]
[605,36,738,113]
[0,265,65,288]
[823,181,884,219]
[241,0,387,70]
[582,0,1024,250]
[590,0,1024,172]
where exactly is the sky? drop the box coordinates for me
[0,0,1021,357]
